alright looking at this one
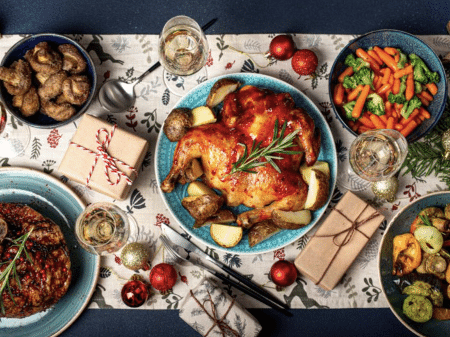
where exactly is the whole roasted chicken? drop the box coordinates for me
[161,84,321,228]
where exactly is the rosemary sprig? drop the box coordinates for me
[0,228,33,314]
[225,120,302,177]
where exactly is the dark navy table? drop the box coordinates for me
[2,0,448,335]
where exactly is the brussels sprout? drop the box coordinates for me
[414,226,444,254]
[403,295,433,323]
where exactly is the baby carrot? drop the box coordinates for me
[381,68,391,84]
[392,78,401,94]
[419,107,431,119]
[385,101,392,115]
[369,113,386,129]
[359,114,376,128]
[401,119,419,137]
[384,47,398,56]
[368,49,383,65]
[420,90,434,102]
[352,84,371,119]
[405,72,415,101]
[395,123,404,131]
[386,116,395,129]
[377,83,391,95]
[394,53,400,63]
[379,114,388,124]
[348,84,364,101]
[417,93,430,106]
[356,48,380,71]
[373,46,399,72]
[426,83,438,96]
[338,66,354,83]
[333,83,345,105]
[394,65,413,79]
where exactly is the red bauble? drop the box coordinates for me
[291,49,318,76]
[121,280,149,307]
[269,35,296,61]
[270,260,298,288]
[149,263,177,293]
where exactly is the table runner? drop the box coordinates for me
[1,33,449,311]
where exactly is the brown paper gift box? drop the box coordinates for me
[58,114,149,200]
[294,191,385,291]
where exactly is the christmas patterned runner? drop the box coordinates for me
[1,33,449,311]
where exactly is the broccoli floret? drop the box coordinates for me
[353,67,375,89]
[365,93,385,116]
[409,54,440,84]
[397,49,408,69]
[342,75,357,89]
[414,81,423,94]
[344,54,370,72]
[400,96,422,119]
[342,101,357,121]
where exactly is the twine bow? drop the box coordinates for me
[313,205,381,285]
[190,290,240,337]
[70,125,137,187]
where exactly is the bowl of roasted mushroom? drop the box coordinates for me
[0,33,97,128]
[379,191,450,337]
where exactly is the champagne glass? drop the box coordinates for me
[159,15,209,96]
[337,129,408,191]
[0,103,30,158]
[75,202,138,255]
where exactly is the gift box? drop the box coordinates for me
[294,191,385,291]
[58,114,149,200]
[179,278,262,337]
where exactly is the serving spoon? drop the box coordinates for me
[97,18,218,113]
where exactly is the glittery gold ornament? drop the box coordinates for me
[120,242,151,271]
[442,129,450,160]
[371,176,399,202]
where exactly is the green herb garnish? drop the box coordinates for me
[0,228,33,315]
[225,120,302,177]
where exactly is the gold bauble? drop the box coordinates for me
[371,176,399,203]
[120,242,151,271]
[442,129,450,160]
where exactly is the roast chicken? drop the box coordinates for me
[161,85,321,228]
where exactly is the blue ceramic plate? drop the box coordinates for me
[155,73,337,254]
[0,167,100,337]
[0,33,97,129]
[329,29,448,143]
[379,191,450,337]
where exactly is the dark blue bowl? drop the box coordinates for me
[0,33,97,128]
[329,29,447,143]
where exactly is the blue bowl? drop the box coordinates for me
[329,29,447,143]
[378,191,450,337]
[0,33,97,128]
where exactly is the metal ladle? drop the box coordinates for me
[97,18,218,113]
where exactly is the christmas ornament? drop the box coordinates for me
[270,260,298,289]
[442,129,450,160]
[121,274,150,307]
[291,49,318,76]
[268,35,296,61]
[149,263,177,294]
[120,242,151,271]
[371,176,399,202]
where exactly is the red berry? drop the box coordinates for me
[291,49,318,76]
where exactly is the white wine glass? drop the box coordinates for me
[75,202,139,255]
[159,15,209,96]
[337,129,408,191]
[0,102,30,158]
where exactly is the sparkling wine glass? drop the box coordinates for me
[159,15,209,96]
[75,202,138,255]
[337,129,408,191]
[0,103,30,158]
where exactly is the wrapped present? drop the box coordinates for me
[58,114,149,200]
[294,191,385,291]
[179,278,262,337]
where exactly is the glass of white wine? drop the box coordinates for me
[0,102,30,158]
[75,202,138,255]
[337,129,408,191]
[159,15,209,96]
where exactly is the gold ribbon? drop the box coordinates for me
[313,205,382,285]
[190,290,240,337]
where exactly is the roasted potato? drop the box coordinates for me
[163,108,193,142]
[300,161,330,185]
[185,159,204,182]
[194,209,236,228]
[181,194,224,220]
[191,106,217,126]
[248,220,281,247]
[272,209,312,230]
[304,169,330,211]
[210,223,243,248]
[205,78,241,108]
